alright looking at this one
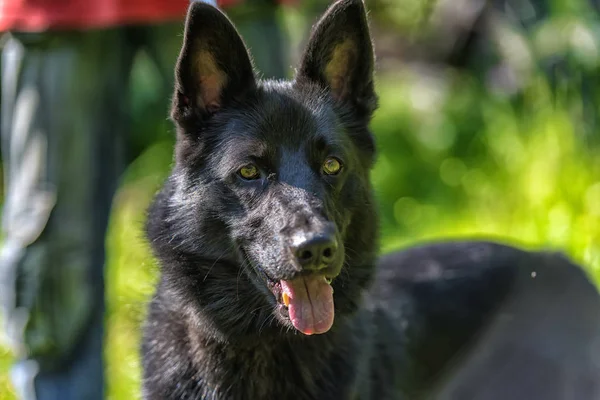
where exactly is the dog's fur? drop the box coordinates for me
[141,1,600,399]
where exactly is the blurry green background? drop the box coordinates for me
[1,0,600,398]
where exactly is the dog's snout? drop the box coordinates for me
[293,233,338,271]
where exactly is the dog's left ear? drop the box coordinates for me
[297,0,377,118]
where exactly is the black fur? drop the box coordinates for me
[142,1,600,399]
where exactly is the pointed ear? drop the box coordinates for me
[297,0,377,117]
[171,3,256,125]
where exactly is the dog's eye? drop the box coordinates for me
[238,164,261,180]
[322,157,343,175]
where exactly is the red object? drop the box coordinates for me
[0,0,300,33]
[0,0,190,32]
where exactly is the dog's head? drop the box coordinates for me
[151,0,379,338]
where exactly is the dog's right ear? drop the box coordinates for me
[171,3,256,126]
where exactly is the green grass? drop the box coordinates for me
[1,70,599,399]
[372,71,600,272]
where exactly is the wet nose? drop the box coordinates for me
[293,233,338,271]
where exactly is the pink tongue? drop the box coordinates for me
[280,276,334,335]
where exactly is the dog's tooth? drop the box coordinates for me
[282,292,290,307]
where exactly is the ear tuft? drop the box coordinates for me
[324,39,357,99]
[194,50,228,111]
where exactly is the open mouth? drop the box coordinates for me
[242,247,339,336]
[267,275,335,335]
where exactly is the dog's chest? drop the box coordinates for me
[193,342,344,400]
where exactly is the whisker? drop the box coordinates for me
[203,249,230,282]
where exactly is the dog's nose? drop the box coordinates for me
[294,234,338,270]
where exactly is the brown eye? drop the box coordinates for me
[322,157,342,175]
[238,164,260,180]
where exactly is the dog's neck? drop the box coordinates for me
[180,299,370,399]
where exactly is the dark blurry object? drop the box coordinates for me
[382,242,600,399]
[0,0,288,399]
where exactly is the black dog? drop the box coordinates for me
[141,1,600,398]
